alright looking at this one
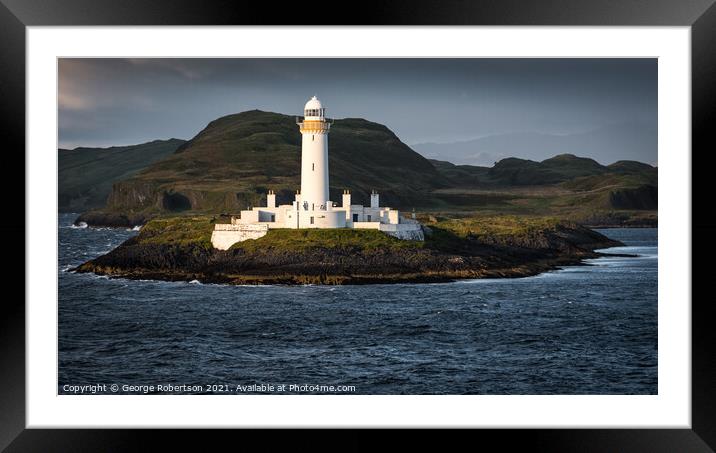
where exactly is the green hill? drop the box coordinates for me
[431,154,624,188]
[100,110,446,218]
[59,138,185,212]
[487,157,565,185]
[485,154,606,185]
[607,160,658,174]
[428,154,657,221]
[428,159,490,186]
[541,154,607,178]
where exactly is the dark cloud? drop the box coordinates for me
[58,58,657,164]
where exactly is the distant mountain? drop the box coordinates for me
[58,139,185,212]
[99,110,446,219]
[541,154,607,178]
[428,159,490,186]
[488,154,607,185]
[429,154,657,212]
[431,153,655,187]
[607,160,656,174]
[412,122,657,167]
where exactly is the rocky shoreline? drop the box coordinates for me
[74,210,149,228]
[74,217,625,285]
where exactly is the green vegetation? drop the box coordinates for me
[132,213,577,255]
[230,228,419,252]
[540,154,607,179]
[431,215,563,238]
[133,215,419,251]
[608,160,656,174]
[58,139,185,212]
[136,215,216,248]
[427,154,656,223]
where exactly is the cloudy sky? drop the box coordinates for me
[59,58,657,165]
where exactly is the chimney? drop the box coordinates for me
[342,189,351,208]
[370,190,379,208]
[267,190,276,208]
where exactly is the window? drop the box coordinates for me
[312,163,314,171]
[310,216,314,225]
[367,215,372,222]
[352,214,358,222]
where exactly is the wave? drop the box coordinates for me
[70,222,88,229]
[595,245,657,254]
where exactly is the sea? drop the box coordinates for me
[58,213,657,395]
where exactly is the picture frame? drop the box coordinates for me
[3,0,714,449]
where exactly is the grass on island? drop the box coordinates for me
[132,213,579,254]
[135,214,418,251]
[429,215,563,239]
[230,228,418,252]
[137,216,216,248]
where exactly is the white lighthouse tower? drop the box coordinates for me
[297,96,331,211]
[209,95,425,249]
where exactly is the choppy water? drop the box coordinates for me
[58,213,657,394]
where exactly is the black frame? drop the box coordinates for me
[2,0,714,450]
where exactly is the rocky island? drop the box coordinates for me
[74,215,623,285]
[68,102,644,285]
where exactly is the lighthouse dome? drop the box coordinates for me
[304,96,325,118]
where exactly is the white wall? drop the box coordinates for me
[379,222,424,241]
[353,221,381,230]
[388,210,400,224]
[297,209,346,228]
[211,224,269,250]
[238,210,259,223]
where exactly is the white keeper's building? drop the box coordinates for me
[211,96,424,250]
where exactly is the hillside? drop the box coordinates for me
[485,154,605,185]
[59,139,185,212]
[429,154,657,223]
[85,111,445,225]
[428,159,490,186]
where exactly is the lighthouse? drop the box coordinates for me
[297,96,331,211]
[210,95,425,249]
